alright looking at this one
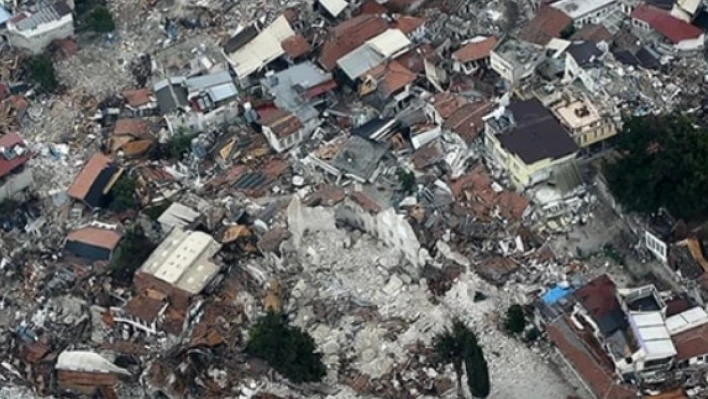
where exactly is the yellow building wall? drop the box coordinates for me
[488,134,577,190]
[575,121,617,147]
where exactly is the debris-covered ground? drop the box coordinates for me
[0,0,707,396]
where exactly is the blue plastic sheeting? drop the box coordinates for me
[542,285,574,305]
[0,7,12,26]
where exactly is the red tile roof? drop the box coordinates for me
[358,0,387,14]
[66,227,122,250]
[350,191,381,214]
[548,318,638,399]
[519,5,572,46]
[319,15,389,70]
[452,36,498,63]
[394,44,435,74]
[443,101,492,143]
[430,93,468,119]
[122,89,153,107]
[0,133,31,179]
[573,274,621,322]
[672,323,708,360]
[631,5,703,44]
[113,119,149,137]
[571,24,613,44]
[257,107,302,138]
[67,153,113,201]
[366,60,416,98]
[393,15,425,35]
[282,34,311,59]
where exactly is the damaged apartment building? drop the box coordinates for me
[7,0,708,396]
[537,273,708,398]
[117,228,222,335]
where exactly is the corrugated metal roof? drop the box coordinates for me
[186,70,233,91]
[666,307,708,335]
[207,82,238,102]
[229,15,295,77]
[319,0,348,17]
[337,45,384,80]
[366,29,411,58]
[138,229,221,295]
[14,2,70,31]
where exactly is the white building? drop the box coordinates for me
[0,133,33,201]
[7,1,74,54]
[551,0,617,27]
[489,37,544,86]
[631,4,705,55]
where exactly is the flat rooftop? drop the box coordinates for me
[554,100,601,130]
[493,37,543,67]
[138,229,221,295]
[551,0,617,20]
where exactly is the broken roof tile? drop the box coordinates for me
[392,15,425,35]
[452,36,498,63]
[122,89,153,107]
[113,118,150,137]
[66,227,122,251]
[258,227,291,253]
[305,185,346,207]
[570,24,613,44]
[350,191,382,214]
[358,0,387,14]
[124,293,165,323]
[319,15,389,70]
[0,133,32,179]
[631,5,703,44]
[495,190,529,221]
[519,6,572,46]
[67,153,114,201]
[444,101,492,144]
[412,141,443,170]
[257,107,303,138]
[282,34,311,59]
[548,318,638,399]
[430,93,468,119]
[366,60,416,98]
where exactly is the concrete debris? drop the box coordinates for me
[0,0,703,396]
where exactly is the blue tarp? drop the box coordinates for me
[542,285,574,305]
[0,7,12,26]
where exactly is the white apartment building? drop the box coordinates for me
[7,1,74,54]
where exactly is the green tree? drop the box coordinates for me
[167,129,195,160]
[25,56,58,92]
[433,319,491,398]
[504,304,526,334]
[397,168,416,194]
[559,24,576,39]
[604,113,708,219]
[110,225,155,285]
[86,6,115,33]
[246,311,326,383]
[464,335,490,399]
[108,175,137,212]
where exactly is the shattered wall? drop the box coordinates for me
[287,196,427,267]
[335,198,426,268]
[287,196,337,250]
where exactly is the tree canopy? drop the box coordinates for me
[110,225,155,285]
[504,304,526,334]
[246,311,326,384]
[108,174,138,212]
[605,113,708,220]
[433,319,491,398]
[86,6,116,33]
[25,56,58,92]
